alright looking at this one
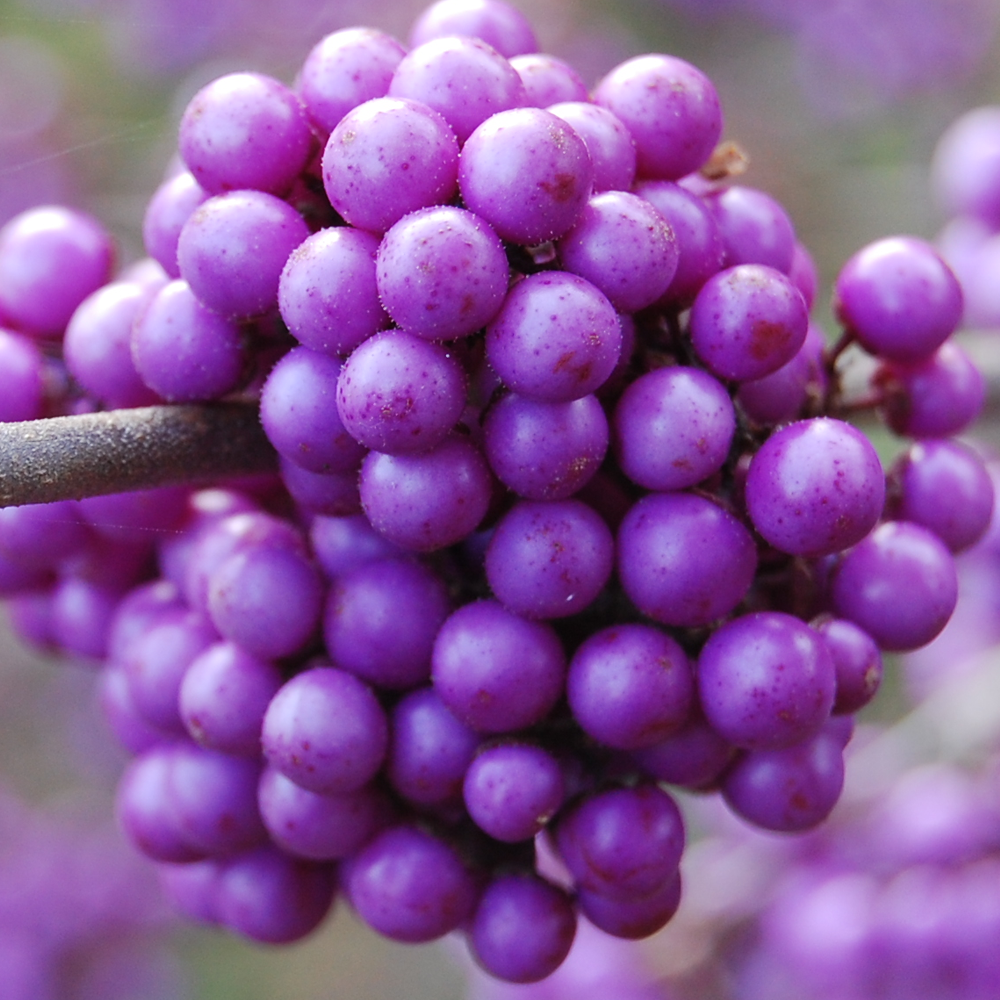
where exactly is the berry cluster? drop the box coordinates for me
[0,0,989,984]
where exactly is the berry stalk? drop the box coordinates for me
[0,401,276,506]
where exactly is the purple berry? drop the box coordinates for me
[431,599,566,733]
[261,666,388,794]
[346,824,479,943]
[689,263,809,383]
[830,521,958,652]
[593,54,722,180]
[745,417,885,558]
[321,96,460,235]
[568,623,694,751]
[178,72,314,196]
[469,874,576,982]
[835,236,963,362]
[617,492,758,629]
[697,611,837,751]
[459,108,594,246]
[0,205,114,338]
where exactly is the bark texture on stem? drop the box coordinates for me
[0,402,277,507]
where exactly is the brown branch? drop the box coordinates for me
[0,402,277,507]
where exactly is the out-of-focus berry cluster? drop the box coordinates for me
[933,105,1000,333]
[0,0,989,984]
[658,0,999,117]
[0,780,184,1000]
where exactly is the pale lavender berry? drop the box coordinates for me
[122,255,171,289]
[0,205,114,337]
[164,743,268,857]
[106,578,185,664]
[932,105,1000,227]
[547,102,637,193]
[705,184,797,273]
[482,391,609,501]
[722,728,845,832]
[142,171,209,278]
[388,35,526,144]
[157,858,222,925]
[131,279,244,402]
[593,54,722,180]
[633,179,725,307]
[376,205,508,340]
[463,743,565,842]
[576,870,681,940]
[469,874,576,983]
[177,190,310,319]
[431,599,566,733]
[554,783,684,901]
[510,53,587,107]
[297,27,407,137]
[179,641,283,757]
[321,96,460,235]
[889,439,995,553]
[631,709,736,790]
[736,322,827,427]
[813,617,883,715]
[309,513,403,580]
[0,499,90,569]
[359,435,494,551]
[485,271,622,402]
[50,576,123,660]
[409,0,538,57]
[102,663,173,756]
[207,542,324,661]
[257,768,389,861]
[745,417,885,557]
[0,328,45,420]
[459,108,594,246]
[557,190,678,313]
[385,686,480,806]
[261,665,388,794]
[80,485,188,544]
[178,72,314,196]
[484,498,615,619]
[215,845,335,944]
[876,341,985,438]
[337,331,468,454]
[116,746,205,863]
[789,241,819,309]
[260,347,368,474]
[278,226,389,356]
[182,510,307,615]
[280,460,362,518]
[346,824,479,942]
[323,556,451,690]
[64,281,162,408]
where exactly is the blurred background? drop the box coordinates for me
[1,0,1000,997]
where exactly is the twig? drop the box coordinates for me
[0,402,277,507]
